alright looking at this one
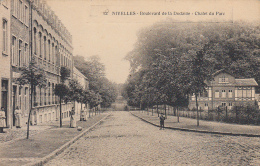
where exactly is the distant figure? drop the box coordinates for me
[80,107,87,121]
[70,107,76,128]
[159,113,165,130]
[0,107,6,133]
[15,106,22,128]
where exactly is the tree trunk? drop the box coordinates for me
[27,85,34,139]
[157,105,159,117]
[164,104,167,119]
[177,107,179,123]
[195,93,199,126]
[60,97,62,127]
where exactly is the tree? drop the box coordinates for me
[124,20,260,124]
[74,55,117,109]
[68,79,84,109]
[16,59,47,139]
[187,48,212,126]
[54,66,70,127]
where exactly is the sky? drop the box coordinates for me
[46,0,259,84]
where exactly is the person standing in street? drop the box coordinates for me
[159,113,165,130]
[70,107,76,128]
[0,107,6,133]
[15,106,22,128]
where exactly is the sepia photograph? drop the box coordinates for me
[0,0,260,165]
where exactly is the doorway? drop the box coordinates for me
[12,85,17,126]
[1,80,8,126]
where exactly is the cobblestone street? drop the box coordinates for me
[46,111,260,166]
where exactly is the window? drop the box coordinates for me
[222,90,226,98]
[44,36,46,60]
[19,86,22,109]
[18,40,22,67]
[219,75,229,83]
[237,87,242,98]
[2,20,7,53]
[48,40,51,62]
[39,32,42,57]
[33,28,36,54]
[221,103,226,107]
[228,90,232,98]
[205,103,208,107]
[13,0,17,17]
[52,43,55,64]
[25,87,28,113]
[39,87,42,106]
[24,5,28,25]
[18,0,22,20]
[52,83,54,104]
[24,43,28,65]
[48,82,51,105]
[12,36,17,66]
[247,89,252,98]
[200,91,208,97]
[215,90,219,98]
[44,88,46,105]
[228,103,232,106]
[243,88,247,98]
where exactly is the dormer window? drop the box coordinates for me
[219,75,228,83]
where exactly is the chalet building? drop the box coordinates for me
[0,0,78,128]
[189,70,258,111]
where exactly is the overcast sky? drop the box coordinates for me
[46,0,259,84]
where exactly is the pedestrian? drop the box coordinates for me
[159,113,165,130]
[0,107,6,133]
[15,106,22,128]
[80,107,87,121]
[70,107,76,128]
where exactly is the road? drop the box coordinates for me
[45,111,260,166]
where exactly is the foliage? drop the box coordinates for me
[54,84,69,99]
[123,20,260,110]
[74,55,117,108]
[60,66,71,83]
[54,66,71,127]
[16,59,47,88]
[16,58,47,139]
[68,79,84,103]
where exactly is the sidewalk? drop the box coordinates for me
[0,115,80,143]
[131,111,260,137]
[0,112,109,166]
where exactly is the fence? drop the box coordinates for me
[142,105,260,125]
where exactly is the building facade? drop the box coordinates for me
[73,67,89,115]
[189,70,258,111]
[0,0,74,128]
[10,0,31,127]
[30,0,73,124]
[0,0,11,127]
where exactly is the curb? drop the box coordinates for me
[25,114,111,166]
[131,112,260,138]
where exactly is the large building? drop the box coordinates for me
[30,0,73,124]
[0,0,11,127]
[189,69,258,111]
[0,0,75,128]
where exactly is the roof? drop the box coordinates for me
[212,69,233,77]
[235,78,258,86]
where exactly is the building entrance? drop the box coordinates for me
[1,80,8,126]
